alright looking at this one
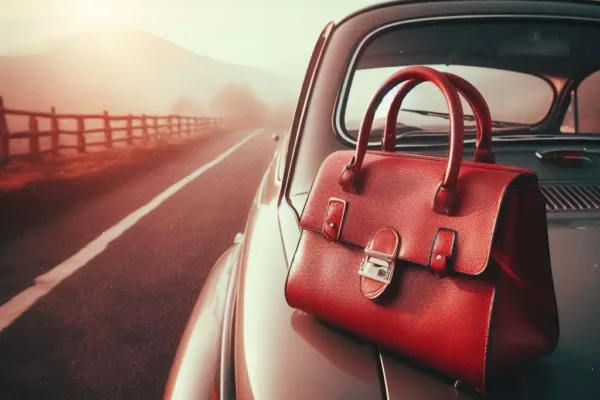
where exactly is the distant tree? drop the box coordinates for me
[268,100,296,130]
[210,83,269,127]
[171,97,205,115]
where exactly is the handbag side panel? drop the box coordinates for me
[487,178,560,376]
[285,230,496,392]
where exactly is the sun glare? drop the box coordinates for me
[73,0,123,28]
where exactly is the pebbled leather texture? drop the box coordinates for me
[287,230,496,391]
[285,66,559,394]
[301,150,530,276]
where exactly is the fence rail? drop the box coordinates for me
[0,96,230,163]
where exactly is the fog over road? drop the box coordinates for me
[0,128,277,399]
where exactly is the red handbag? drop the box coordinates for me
[285,66,559,394]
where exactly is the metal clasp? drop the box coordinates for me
[358,249,394,284]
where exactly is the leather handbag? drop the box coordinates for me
[285,65,560,394]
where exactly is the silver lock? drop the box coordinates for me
[358,250,394,284]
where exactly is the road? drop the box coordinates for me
[0,128,278,399]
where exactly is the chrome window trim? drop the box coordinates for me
[333,14,600,147]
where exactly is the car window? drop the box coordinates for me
[334,21,592,144]
[561,70,600,133]
[343,64,554,138]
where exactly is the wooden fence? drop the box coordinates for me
[0,96,229,163]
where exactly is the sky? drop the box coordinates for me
[0,0,377,73]
[0,1,563,128]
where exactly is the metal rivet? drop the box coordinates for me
[329,222,336,229]
[436,255,442,261]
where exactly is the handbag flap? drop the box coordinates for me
[300,150,537,276]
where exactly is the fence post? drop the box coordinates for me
[50,106,59,155]
[176,116,182,136]
[103,111,112,148]
[76,116,86,153]
[153,116,159,138]
[0,96,9,158]
[28,115,40,156]
[168,116,173,136]
[141,114,149,142]
[126,115,133,146]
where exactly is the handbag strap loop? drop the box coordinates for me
[381,72,495,164]
[339,66,465,215]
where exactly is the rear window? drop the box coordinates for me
[289,17,600,208]
[343,65,554,136]
[561,70,600,133]
[337,21,573,141]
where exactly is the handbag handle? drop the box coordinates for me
[339,66,464,215]
[381,72,495,164]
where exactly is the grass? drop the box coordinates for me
[0,128,232,240]
[0,134,209,193]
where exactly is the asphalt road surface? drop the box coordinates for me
[0,128,278,400]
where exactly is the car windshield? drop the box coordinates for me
[344,64,554,135]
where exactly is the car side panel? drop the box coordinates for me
[233,159,384,400]
[163,243,240,400]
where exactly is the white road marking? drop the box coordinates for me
[0,130,261,331]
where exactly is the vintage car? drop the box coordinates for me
[163,1,600,398]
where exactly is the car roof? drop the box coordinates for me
[337,0,600,24]
[327,0,600,78]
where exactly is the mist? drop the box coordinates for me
[0,0,379,136]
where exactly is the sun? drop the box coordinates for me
[73,0,123,28]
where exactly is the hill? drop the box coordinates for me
[0,28,298,116]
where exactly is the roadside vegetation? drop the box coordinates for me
[0,84,294,193]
